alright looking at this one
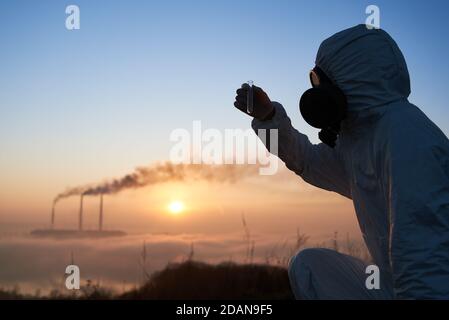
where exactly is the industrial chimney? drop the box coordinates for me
[79,195,84,231]
[99,194,103,231]
[51,205,55,229]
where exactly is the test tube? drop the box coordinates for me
[246,80,254,114]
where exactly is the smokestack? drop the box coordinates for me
[79,195,84,231]
[51,205,55,229]
[99,194,103,231]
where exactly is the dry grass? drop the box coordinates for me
[121,260,293,300]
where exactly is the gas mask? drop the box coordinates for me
[299,66,347,148]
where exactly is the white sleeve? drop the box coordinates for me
[251,102,351,199]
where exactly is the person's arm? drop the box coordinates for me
[252,102,351,199]
[384,116,449,299]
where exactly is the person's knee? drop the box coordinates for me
[289,248,333,273]
[288,248,323,298]
[288,248,340,299]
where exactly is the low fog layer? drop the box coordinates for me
[0,232,326,294]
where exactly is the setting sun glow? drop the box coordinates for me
[168,201,185,215]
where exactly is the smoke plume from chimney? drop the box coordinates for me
[53,162,259,204]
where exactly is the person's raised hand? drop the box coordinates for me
[234,83,274,121]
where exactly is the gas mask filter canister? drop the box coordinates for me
[299,66,347,148]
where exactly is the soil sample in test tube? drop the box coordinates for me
[246,80,254,114]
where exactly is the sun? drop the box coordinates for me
[168,200,185,215]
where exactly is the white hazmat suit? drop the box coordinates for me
[252,25,449,299]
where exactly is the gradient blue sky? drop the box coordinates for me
[1,0,449,209]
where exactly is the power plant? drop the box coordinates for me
[31,194,126,239]
[31,162,257,239]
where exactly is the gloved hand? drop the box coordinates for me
[234,83,275,121]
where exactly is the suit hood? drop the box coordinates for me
[316,24,410,113]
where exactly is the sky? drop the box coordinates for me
[1,0,449,235]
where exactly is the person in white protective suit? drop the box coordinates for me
[234,25,449,299]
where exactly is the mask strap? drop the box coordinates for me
[311,66,333,87]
